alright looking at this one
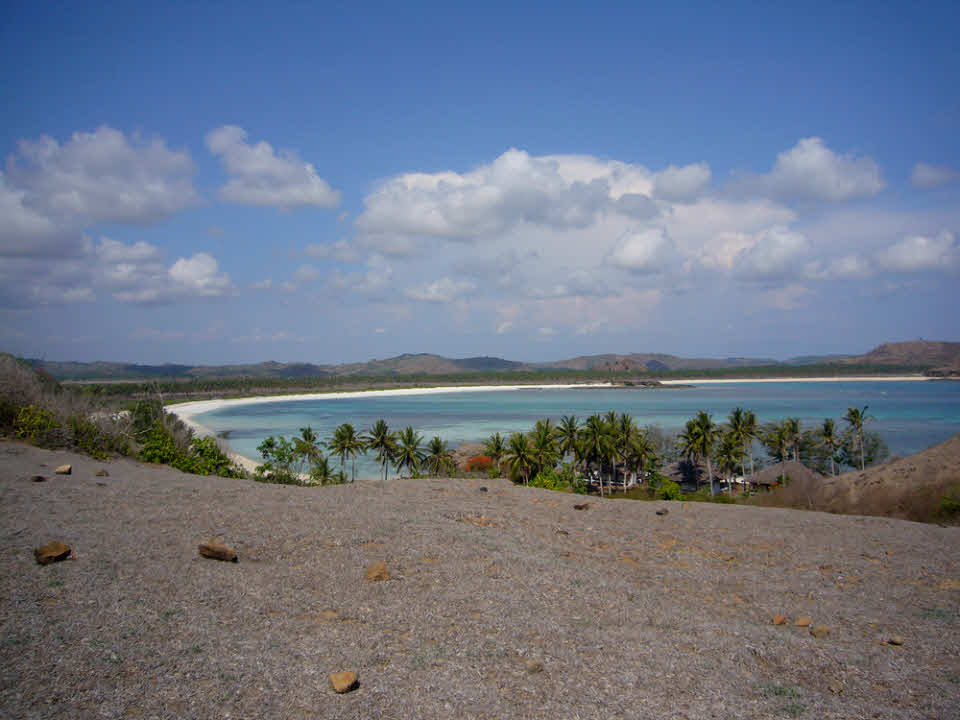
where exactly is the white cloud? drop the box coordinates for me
[735,137,885,202]
[876,231,958,272]
[760,283,810,310]
[205,125,341,209]
[805,254,873,280]
[329,254,394,296]
[355,148,652,249]
[735,226,810,280]
[404,277,476,303]
[910,162,958,188]
[607,228,675,274]
[7,126,197,224]
[652,162,711,202]
[250,277,273,290]
[304,239,357,262]
[95,237,163,263]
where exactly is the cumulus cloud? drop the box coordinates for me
[734,137,884,202]
[876,231,958,272]
[735,226,810,281]
[404,277,476,303]
[607,228,675,274]
[910,162,958,188]
[652,162,711,202]
[205,125,341,209]
[1,127,196,258]
[805,254,873,280]
[7,126,197,224]
[91,238,232,304]
[355,148,654,250]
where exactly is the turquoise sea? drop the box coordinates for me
[190,380,960,479]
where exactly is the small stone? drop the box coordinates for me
[478,486,488,492]
[95,469,109,477]
[554,527,569,535]
[198,542,238,562]
[772,615,788,626]
[364,561,391,582]
[794,616,812,627]
[810,625,831,639]
[887,635,905,646]
[829,679,844,695]
[34,541,71,565]
[524,659,544,673]
[656,509,669,516]
[329,671,359,693]
[29,475,46,482]
[573,502,590,510]
[55,464,72,475]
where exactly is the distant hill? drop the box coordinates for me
[26,340,956,381]
[845,341,960,369]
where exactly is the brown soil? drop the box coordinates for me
[748,434,960,524]
[1,440,958,719]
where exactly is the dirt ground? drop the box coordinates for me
[1,440,958,719]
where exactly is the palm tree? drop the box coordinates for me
[715,430,747,495]
[364,419,397,483]
[394,426,425,477]
[677,411,721,495]
[483,432,507,476]
[818,418,840,475]
[579,414,611,497]
[556,415,580,466]
[423,436,454,477]
[626,431,657,485]
[615,413,639,490]
[844,406,871,471]
[743,410,758,477]
[529,418,559,478]
[309,456,339,485]
[505,431,535,485]
[783,417,801,462]
[293,426,323,466]
[604,411,619,491]
[327,423,365,483]
[762,421,791,464]
[726,408,751,480]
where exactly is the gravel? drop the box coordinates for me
[1,440,959,719]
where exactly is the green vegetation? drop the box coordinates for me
[938,487,960,520]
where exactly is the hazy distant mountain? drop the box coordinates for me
[29,341,956,381]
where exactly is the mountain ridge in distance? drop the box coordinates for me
[24,340,960,381]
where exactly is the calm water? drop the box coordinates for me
[192,381,960,479]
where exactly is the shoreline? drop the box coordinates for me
[169,376,931,472]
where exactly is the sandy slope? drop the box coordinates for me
[1,440,958,719]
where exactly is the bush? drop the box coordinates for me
[938,487,960,520]
[139,421,181,465]
[70,416,129,460]
[179,436,244,478]
[466,455,493,472]
[657,479,683,501]
[14,405,64,446]
[530,468,566,491]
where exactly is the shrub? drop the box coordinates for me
[657,479,683,501]
[70,416,129,460]
[139,421,180,465]
[530,468,566,491]
[466,455,493,472]
[179,436,244,478]
[254,436,301,485]
[14,405,63,446]
[938,488,960,520]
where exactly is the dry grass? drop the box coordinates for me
[2,440,959,719]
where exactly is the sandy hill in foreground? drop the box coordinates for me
[749,434,960,524]
[1,441,958,720]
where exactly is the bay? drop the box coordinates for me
[190,380,960,479]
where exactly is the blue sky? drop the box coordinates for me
[1,1,958,364]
